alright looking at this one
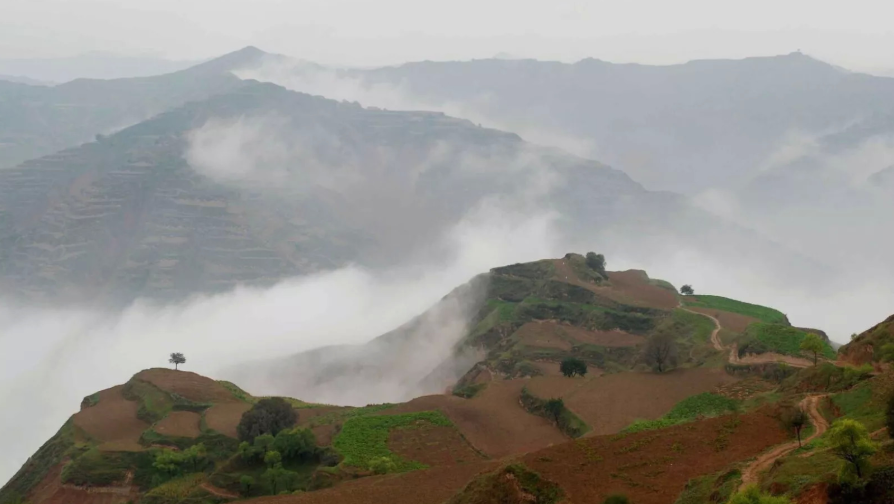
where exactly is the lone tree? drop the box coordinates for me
[643,332,678,373]
[560,357,588,378]
[680,284,694,295]
[783,407,809,447]
[585,252,607,277]
[799,333,825,366]
[829,419,877,482]
[169,352,186,370]
[544,398,565,425]
[237,397,298,442]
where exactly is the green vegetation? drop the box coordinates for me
[446,464,563,504]
[62,448,132,486]
[782,407,809,447]
[142,473,206,504]
[333,411,453,472]
[153,444,210,476]
[519,387,590,438]
[741,323,835,360]
[650,278,677,292]
[828,419,878,482]
[218,380,254,403]
[764,449,838,497]
[886,392,894,438]
[453,382,486,399]
[624,393,741,433]
[680,284,694,296]
[672,309,716,344]
[584,252,607,278]
[800,333,827,366]
[726,485,792,503]
[604,495,631,504]
[674,469,740,504]
[123,377,212,424]
[781,362,873,393]
[81,392,101,408]
[168,352,186,370]
[683,295,787,324]
[237,397,298,442]
[560,357,587,377]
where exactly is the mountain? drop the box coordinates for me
[0,74,52,86]
[0,47,273,170]
[839,314,894,365]
[6,255,891,504]
[0,52,201,83]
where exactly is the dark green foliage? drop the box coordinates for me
[237,397,298,442]
[560,357,587,377]
[604,495,630,504]
[453,383,486,399]
[519,387,589,438]
[169,352,186,370]
[828,465,894,504]
[782,407,808,447]
[273,428,318,461]
[240,475,255,496]
[61,449,131,486]
[152,444,210,476]
[680,284,694,295]
[585,252,607,277]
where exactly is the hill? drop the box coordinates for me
[6,258,894,504]
[0,64,814,303]
[839,314,894,366]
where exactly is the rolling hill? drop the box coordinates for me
[5,254,892,504]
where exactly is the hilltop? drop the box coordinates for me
[6,254,890,504]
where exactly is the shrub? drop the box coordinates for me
[726,485,791,503]
[604,494,630,504]
[519,387,589,438]
[237,397,297,442]
[369,456,397,474]
[680,285,694,295]
[782,407,808,447]
[560,357,587,377]
[453,383,486,399]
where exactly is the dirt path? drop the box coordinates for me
[201,483,240,499]
[739,394,829,488]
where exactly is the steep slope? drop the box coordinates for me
[839,314,894,365]
[0,46,272,169]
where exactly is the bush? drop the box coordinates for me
[560,357,587,377]
[726,485,792,503]
[519,387,589,438]
[237,397,298,442]
[369,457,397,474]
[604,494,630,504]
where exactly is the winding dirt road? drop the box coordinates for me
[739,394,829,487]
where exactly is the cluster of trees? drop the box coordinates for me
[237,397,298,441]
[152,444,210,476]
[585,252,607,277]
[560,357,587,377]
[237,429,320,495]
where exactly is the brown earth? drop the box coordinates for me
[552,260,678,310]
[72,385,147,451]
[311,424,338,446]
[739,395,829,488]
[522,409,788,504]
[716,378,775,400]
[513,322,572,350]
[534,368,739,435]
[686,306,759,334]
[297,406,352,426]
[204,402,251,438]
[134,369,237,403]
[388,424,485,467]
[380,380,567,458]
[514,321,643,351]
[795,484,829,504]
[248,461,500,504]
[532,361,565,376]
[28,464,139,504]
[153,411,201,438]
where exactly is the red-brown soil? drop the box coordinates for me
[249,461,500,504]
[311,424,339,446]
[134,369,236,403]
[515,320,643,350]
[531,368,739,435]
[204,402,251,438]
[72,385,147,452]
[380,380,567,458]
[388,424,485,466]
[154,411,201,438]
[551,260,678,310]
[522,410,788,504]
[686,306,759,333]
[28,463,139,504]
[716,378,775,400]
[297,406,351,426]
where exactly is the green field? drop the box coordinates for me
[333,411,453,472]
[623,393,740,433]
[683,295,787,324]
[745,323,836,360]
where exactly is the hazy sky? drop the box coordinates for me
[3,0,894,71]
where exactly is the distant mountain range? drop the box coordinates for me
[0,52,201,84]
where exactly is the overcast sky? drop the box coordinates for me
[2,0,894,71]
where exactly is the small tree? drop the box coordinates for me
[585,252,607,276]
[237,398,298,442]
[799,334,825,366]
[644,332,678,373]
[264,450,283,469]
[274,428,318,461]
[783,407,809,447]
[544,398,565,425]
[680,284,694,295]
[239,475,255,496]
[169,352,186,370]
[727,485,792,503]
[560,357,588,378]
[829,419,877,482]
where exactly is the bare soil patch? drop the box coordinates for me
[532,361,564,376]
[523,409,788,504]
[134,369,236,403]
[388,424,485,467]
[380,380,567,458]
[513,322,572,350]
[527,375,589,399]
[72,385,147,451]
[516,320,643,350]
[154,411,201,438]
[28,463,139,504]
[687,306,759,333]
[602,270,680,310]
[296,406,351,426]
[204,402,251,438]
[311,424,338,446]
[249,461,499,504]
[559,368,739,435]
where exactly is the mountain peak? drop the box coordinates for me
[183,45,273,76]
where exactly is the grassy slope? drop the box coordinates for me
[745,323,836,360]
[623,393,741,433]
[684,295,788,325]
